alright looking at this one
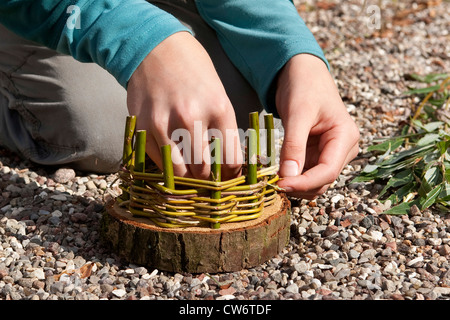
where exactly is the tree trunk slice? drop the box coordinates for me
[100,194,291,273]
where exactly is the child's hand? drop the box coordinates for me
[127,32,242,180]
[276,54,360,199]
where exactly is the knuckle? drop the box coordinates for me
[322,169,339,185]
[214,100,232,115]
[281,138,304,157]
[350,125,361,142]
[152,117,168,133]
[190,163,211,180]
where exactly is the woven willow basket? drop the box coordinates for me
[117,112,283,229]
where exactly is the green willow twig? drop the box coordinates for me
[264,113,276,168]
[120,115,136,201]
[246,129,258,185]
[161,144,175,190]
[210,137,221,229]
[123,115,136,168]
[249,112,260,167]
[134,130,146,187]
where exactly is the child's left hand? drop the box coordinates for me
[275,54,360,199]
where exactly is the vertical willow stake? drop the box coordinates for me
[210,137,221,229]
[246,129,258,185]
[264,114,275,168]
[121,115,136,201]
[123,115,137,168]
[135,130,146,188]
[161,145,175,190]
[247,128,258,209]
[249,112,260,163]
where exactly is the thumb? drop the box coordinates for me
[279,113,310,178]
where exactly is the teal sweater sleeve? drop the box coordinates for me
[0,0,327,114]
[195,0,329,115]
[0,0,191,88]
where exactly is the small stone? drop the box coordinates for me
[51,210,63,217]
[33,268,46,280]
[348,249,360,259]
[48,216,60,226]
[368,230,383,242]
[340,219,352,228]
[439,244,450,256]
[51,194,67,201]
[53,168,76,184]
[294,261,309,274]
[124,268,135,275]
[112,289,127,298]
[428,238,442,246]
[360,216,374,229]
[32,280,46,290]
[0,269,8,280]
[301,211,314,221]
[323,225,339,237]
[50,282,65,294]
[329,211,342,220]
[285,283,299,294]
[433,287,450,296]
[86,180,97,191]
[358,249,377,263]
[334,268,351,280]
[216,294,236,300]
[425,263,439,275]
[381,247,392,257]
[70,212,88,223]
[379,221,390,230]
[410,205,421,216]
[100,284,114,294]
[381,214,392,224]
[98,180,108,190]
[407,256,424,267]
[331,194,344,204]
[385,242,397,251]
[382,279,396,291]
[219,286,236,296]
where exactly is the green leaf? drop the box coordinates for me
[368,138,404,153]
[422,150,440,167]
[437,139,450,156]
[391,181,418,205]
[423,121,444,133]
[423,166,442,186]
[429,97,448,107]
[420,184,443,210]
[418,166,442,197]
[406,73,449,84]
[362,164,379,173]
[403,84,441,95]
[416,133,440,146]
[439,183,450,201]
[384,200,420,215]
[379,144,433,167]
[378,169,414,198]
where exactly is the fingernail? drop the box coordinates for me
[281,160,299,177]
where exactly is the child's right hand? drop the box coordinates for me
[126,32,243,180]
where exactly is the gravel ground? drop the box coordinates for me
[1,0,449,301]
